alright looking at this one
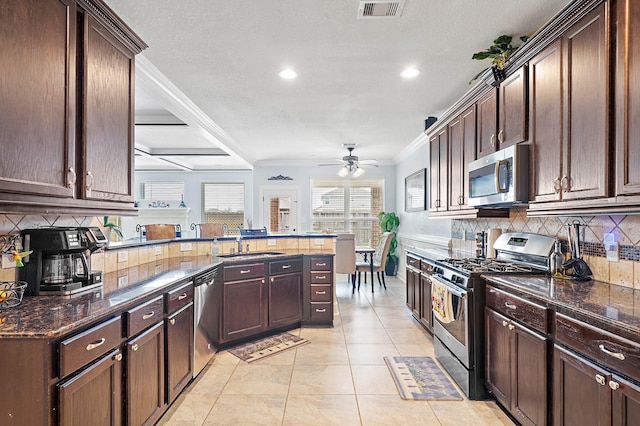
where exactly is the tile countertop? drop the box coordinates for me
[0,252,315,339]
[483,274,640,338]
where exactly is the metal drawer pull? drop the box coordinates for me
[170,318,176,325]
[315,276,326,280]
[502,320,508,327]
[85,338,106,351]
[316,262,326,266]
[240,269,251,274]
[131,344,139,352]
[599,344,625,360]
[508,324,515,331]
[282,265,291,269]
[315,308,327,313]
[609,381,620,390]
[595,374,606,385]
[504,302,517,310]
[316,291,327,295]
[114,353,123,362]
[178,293,188,300]
[142,311,155,320]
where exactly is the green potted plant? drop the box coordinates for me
[469,34,528,86]
[378,211,400,276]
[103,216,123,242]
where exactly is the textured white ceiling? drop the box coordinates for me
[105,0,570,170]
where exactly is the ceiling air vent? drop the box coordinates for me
[358,0,405,19]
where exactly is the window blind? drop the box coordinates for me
[141,181,185,200]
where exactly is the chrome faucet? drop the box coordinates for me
[236,235,243,253]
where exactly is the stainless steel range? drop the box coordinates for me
[430,232,555,400]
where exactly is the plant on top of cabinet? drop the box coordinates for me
[469,35,528,86]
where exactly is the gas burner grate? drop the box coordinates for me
[438,258,535,274]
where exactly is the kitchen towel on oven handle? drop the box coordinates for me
[431,275,455,324]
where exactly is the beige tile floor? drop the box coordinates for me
[158,275,515,425]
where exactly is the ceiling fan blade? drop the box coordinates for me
[318,163,344,166]
[358,159,378,165]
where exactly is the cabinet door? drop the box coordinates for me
[562,3,609,201]
[166,304,194,404]
[499,66,528,148]
[553,345,611,426]
[405,267,415,308]
[81,14,135,202]
[448,115,464,210]
[461,105,477,207]
[58,349,123,426]
[615,0,640,196]
[223,278,267,342]
[0,0,76,199]
[529,39,563,202]
[477,89,498,157]
[513,322,547,426]
[429,129,448,211]
[485,308,512,407]
[411,269,420,318]
[611,374,640,426]
[269,272,302,328]
[419,273,433,332]
[126,322,165,426]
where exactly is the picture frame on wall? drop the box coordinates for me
[405,168,427,212]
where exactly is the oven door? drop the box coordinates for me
[432,274,470,368]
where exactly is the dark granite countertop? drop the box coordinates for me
[108,233,337,249]
[483,274,640,338]
[0,252,317,339]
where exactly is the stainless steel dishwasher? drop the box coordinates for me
[193,265,221,377]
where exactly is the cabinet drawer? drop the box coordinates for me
[310,284,332,302]
[486,285,548,333]
[269,258,302,275]
[310,302,332,320]
[556,313,640,381]
[309,257,332,271]
[310,271,332,284]
[406,256,420,268]
[165,281,193,314]
[224,262,265,281]
[126,296,164,337]
[59,316,122,378]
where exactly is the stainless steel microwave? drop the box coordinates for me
[468,144,529,208]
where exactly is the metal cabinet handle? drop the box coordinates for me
[282,265,291,269]
[315,275,326,280]
[86,338,106,351]
[502,320,508,327]
[131,343,139,352]
[508,324,515,330]
[178,293,188,300]
[113,353,123,362]
[315,308,327,313]
[498,130,504,143]
[86,171,94,191]
[316,263,326,266]
[142,311,155,320]
[553,177,562,194]
[599,344,625,360]
[316,291,327,295]
[504,302,517,310]
[609,381,620,390]
[240,269,251,274]
[67,167,77,188]
[595,374,606,385]
[271,277,275,283]
[561,176,571,192]
[490,134,495,147]
[169,318,176,325]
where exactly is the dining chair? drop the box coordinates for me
[197,223,225,238]
[356,232,394,292]
[145,224,178,240]
[334,233,357,292]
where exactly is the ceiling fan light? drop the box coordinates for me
[352,167,365,177]
[337,166,350,177]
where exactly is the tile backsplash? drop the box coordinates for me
[451,208,640,288]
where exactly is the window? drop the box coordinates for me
[311,178,384,246]
[141,181,185,201]
[202,183,245,234]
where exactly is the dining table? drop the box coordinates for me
[355,245,375,291]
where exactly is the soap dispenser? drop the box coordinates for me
[550,238,565,277]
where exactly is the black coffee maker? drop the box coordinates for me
[19,227,107,296]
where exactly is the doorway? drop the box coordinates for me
[260,187,300,233]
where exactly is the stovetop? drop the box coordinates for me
[437,258,537,274]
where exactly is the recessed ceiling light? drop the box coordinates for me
[279,69,298,79]
[401,67,420,78]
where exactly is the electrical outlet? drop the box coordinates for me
[154,246,162,256]
[180,242,192,252]
[117,251,128,263]
[314,238,324,245]
[2,254,16,269]
[604,232,619,262]
[118,275,128,287]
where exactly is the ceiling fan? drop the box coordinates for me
[320,144,378,177]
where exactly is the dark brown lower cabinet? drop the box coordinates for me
[419,272,433,333]
[126,322,165,426]
[405,264,419,316]
[222,277,267,343]
[486,308,547,426]
[58,349,123,426]
[269,273,302,328]
[554,344,640,426]
[166,303,194,404]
